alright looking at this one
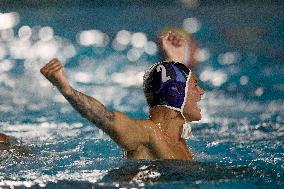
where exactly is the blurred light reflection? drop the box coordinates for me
[0,44,7,59]
[144,41,158,55]
[218,52,239,65]
[38,26,54,41]
[194,48,210,62]
[131,32,147,48]
[240,76,249,85]
[0,12,20,30]
[9,38,32,59]
[77,29,109,47]
[200,67,228,87]
[74,72,93,83]
[255,87,264,96]
[183,17,201,33]
[112,39,127,51]
[116,30,131,45]
[18,25,32,40]
[34,40,59,60]
[0,59,14,73]
[111,70,144,87]
[1,29,14,41]
[127,48,144,62]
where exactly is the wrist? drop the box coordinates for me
[58,85,73,96]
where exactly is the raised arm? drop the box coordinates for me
[40,58,149,150]
[159,30,200,69]
[160,31,187,64]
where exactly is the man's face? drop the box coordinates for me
[183,75,204,122]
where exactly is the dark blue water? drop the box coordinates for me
[0,1,283,188]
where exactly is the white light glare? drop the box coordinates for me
[0,60,14,73]
[116,30,131,45]
[218,52,239,65]
[240,76,249,85]
[1,29,14,41]
[78,30,109,47]
[112,40,127,51]
[39,26,54,41]
[144,41,158,55]
[194,48,210,62]
[255,87,264,96]
[127,48,144,62]
[111,70,144,87]
[0,12,20,30]
[0,44,7,59]
[74,72,92,83]
[200,67,227,87]
[35,40,58,60]
[18,26,32,40]
[131,32,147,48]
[9,39,32,59]
[183,17,201,33]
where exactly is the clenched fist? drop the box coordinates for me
[40,58,71,94]
[160,31,187,64]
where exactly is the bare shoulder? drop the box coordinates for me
[114,112,152,129]
[133,118,154,133]
[133,119,163,144]
[110,112,152,151]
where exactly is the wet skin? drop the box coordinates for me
[183,74,204,122]
[40,30,204,160]
[40,59,204,160]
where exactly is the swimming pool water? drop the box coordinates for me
[0,1,283,188]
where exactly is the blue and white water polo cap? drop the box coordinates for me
[143,61,193,139]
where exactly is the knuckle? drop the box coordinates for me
[40,69,46,74]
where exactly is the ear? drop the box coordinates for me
[166,82,184,106]
[169,84,180,95]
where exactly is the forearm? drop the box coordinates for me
[61,87,115,130]
[58,85,149,152]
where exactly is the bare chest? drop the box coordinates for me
[127,134,193,160]
[155,137,193,160]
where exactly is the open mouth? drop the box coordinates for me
[196,101,202,112]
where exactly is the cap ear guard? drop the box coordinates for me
[164,81,185,109]
[168,83,181,97]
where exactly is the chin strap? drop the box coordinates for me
[181,122,193,139]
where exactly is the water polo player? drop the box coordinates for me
[40,33,204,160]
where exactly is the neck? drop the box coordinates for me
[149,106,185,141]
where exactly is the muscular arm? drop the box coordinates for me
[62,88,115,131]
[40,59,149,151]
[63,88,149,150]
